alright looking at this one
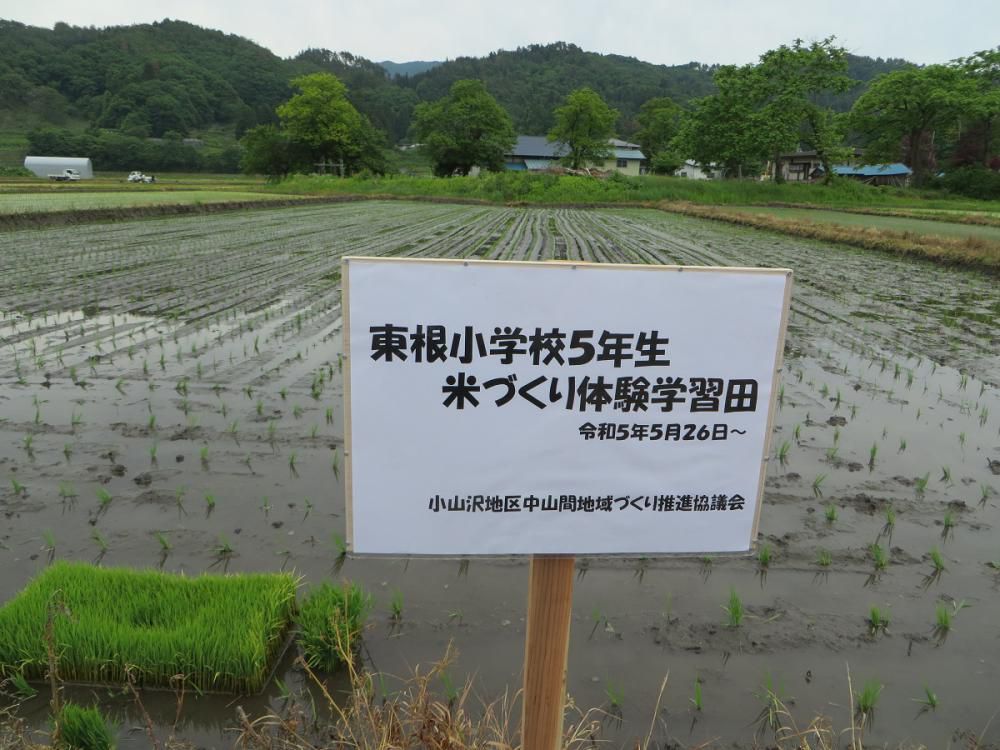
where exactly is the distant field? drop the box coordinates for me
[0,189,292,213]
[726,205,1000,242]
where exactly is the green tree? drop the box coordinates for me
[548,87,618,169]
[850,65,979,184]
[954,48,1000,167]
[240,125,299,178]
[277,72,380,173]
[411,79,516,176]
[673,66,763,178]
[635,97,683,173]
[754,38,855,183]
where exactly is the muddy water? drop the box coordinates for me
[1,202,998,748]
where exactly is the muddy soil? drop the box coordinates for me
[0,202,997,748]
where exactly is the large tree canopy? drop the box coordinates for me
[243,72,387,177]
[674,37,854,180]
[850,65,979,184]
[634,97,684,173]
[411,79,515,176]
[548,87,618,169]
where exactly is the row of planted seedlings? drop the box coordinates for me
[0,561,369,695]
[0,204,509,386]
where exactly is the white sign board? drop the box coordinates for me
[344,257,791,555]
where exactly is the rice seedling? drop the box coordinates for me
[723,587,743,628]
[280,387,288,400]
[867,606,890,637]
[793,423,801,441]
[55,702,115,750]
[42,530,56,563]
[332,448,341,479]
[175,487,187,517]
[90,530,108,564]
[825,445,839,461]
[10,477,26,497]
[812,474,826,498]
[21,434,34,455]
[980,484,991,507]
[751,674,787,743]
[942,511,956,540]
[0,562,297,692]
[869,543,889,572]
[879,506,896,542]
[775,439,791,467]
[147,413,156,431]
[297,582,371,671]
[913,685,939,715]
[940,466,952,485]
[757,544,772,570]
[958,431,966,449]
[899,437,907,452]
[149,440,158,463]
[869,442,878,468]
[933,604,953,643]
[261,497,272,516]
[310,424,319,439]
[288,451,298,475]
[915,472,930,495]
[213,534,234,561]
[256,398,264,417]
[96,487,112,513]
[855,680,882,730]
[293,404,304,419]
[58,481,76,501]
[63,443,73,460]
[824,504,837,523]
[389,589,404,622]
[691,678,703,711]
[605,681,624,716]
[71,410,83,428]
[777,385,784,407]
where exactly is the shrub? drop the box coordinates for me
[939,166,1000,201]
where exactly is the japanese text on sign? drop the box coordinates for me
[344,257,791,556]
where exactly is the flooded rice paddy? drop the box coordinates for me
[0,201,998,747]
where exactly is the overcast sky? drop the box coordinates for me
[3,0,997,66]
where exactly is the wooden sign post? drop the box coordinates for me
[342,257,793,750]
[522,556,575,750]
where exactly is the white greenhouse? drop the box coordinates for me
[23,155,94,179]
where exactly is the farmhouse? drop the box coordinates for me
[505,136,647,175]
[771,149,864,181]
[674,160,722,180]
[23,155,94,179]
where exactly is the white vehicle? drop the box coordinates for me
[48,169,82,182]
[127,171,156,183]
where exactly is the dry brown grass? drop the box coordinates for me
[656,201,1000,274]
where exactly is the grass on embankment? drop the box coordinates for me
[0,562,296,693]
[273,171,998,213]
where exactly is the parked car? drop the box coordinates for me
[127,171,156,183]
[48,169,82,181]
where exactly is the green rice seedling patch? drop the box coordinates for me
[0,561,296,694]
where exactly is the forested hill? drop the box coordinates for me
[0,18,910,144]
